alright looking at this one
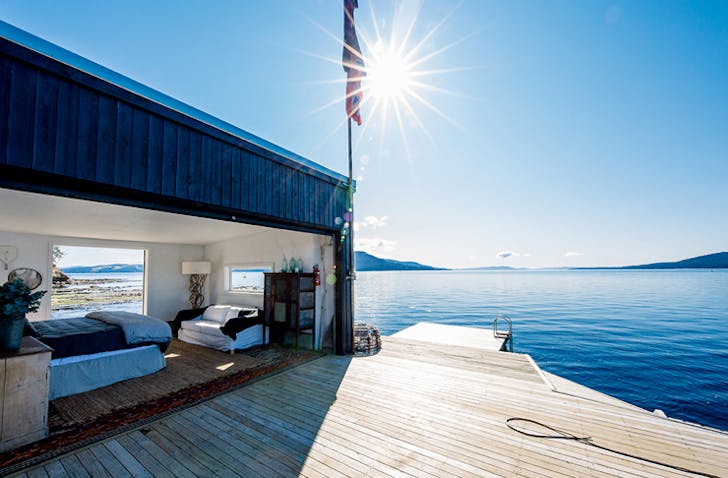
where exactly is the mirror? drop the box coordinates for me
[7,268,43,290]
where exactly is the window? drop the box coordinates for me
[226,263,272,294]
[51,245,146,319]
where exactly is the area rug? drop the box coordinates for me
[0,340,320,474]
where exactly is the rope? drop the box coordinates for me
[506,418,722,478]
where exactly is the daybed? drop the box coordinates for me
[27,311,171,399]
[176,305,267,353]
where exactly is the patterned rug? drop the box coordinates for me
[0,340,320,474]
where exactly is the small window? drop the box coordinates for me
[226,264,272,294]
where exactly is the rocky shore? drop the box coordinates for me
[51,278,143,310]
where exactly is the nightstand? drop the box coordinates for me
[0,336,53,452]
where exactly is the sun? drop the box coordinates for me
[301,1,472,154]
[365,43,413,101]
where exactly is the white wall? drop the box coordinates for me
[204,228,336,350]
[0,230,203,322]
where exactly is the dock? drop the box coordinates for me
[9,325,728,477]
[391,322,509,351]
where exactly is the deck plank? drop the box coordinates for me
[115,433,175,478]
[126,429,198,478]
[104,440,153,478]
[88,442,132,478]
[75,448,112,478]
[58,454,90,478]
[21,467,48,478]
[41,461,65,478]
[141,425,213,477]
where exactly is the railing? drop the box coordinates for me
[493,314,513,352]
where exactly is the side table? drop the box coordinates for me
[0,336,53,452]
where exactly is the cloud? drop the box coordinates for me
[354,215,389,232]
[564,251,584,257]
[355,237,397,254]
[496,250,531,259]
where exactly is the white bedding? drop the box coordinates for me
[86,310,172,345]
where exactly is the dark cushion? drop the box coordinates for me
[23,318,39,337]
[219,309,263,340]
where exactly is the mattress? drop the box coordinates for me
[33,317,129,359]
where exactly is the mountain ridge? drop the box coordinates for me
[580,251,728,270]
[355,251,445,271]
[58,251,728,274]
[61,263,144,273]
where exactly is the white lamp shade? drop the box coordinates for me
[181,261,211,275]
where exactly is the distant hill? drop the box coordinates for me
[355,251,445,271]
[623,252,728,269]
[461,266,519,271]
[62,263,144,273]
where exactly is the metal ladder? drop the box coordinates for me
[493,314,513,352]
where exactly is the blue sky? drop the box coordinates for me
[55,246,144,269]
[2,1,726,268]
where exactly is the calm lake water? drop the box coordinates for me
[355,269,728,432]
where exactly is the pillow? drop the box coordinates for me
[202,305,230,324]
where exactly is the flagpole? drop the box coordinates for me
[347,117,355,281]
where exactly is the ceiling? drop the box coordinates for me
[0,188,270,245]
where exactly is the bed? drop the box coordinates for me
[28,311,172,399]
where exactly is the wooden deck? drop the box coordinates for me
[390,322,508,351]
[10,335,728,477]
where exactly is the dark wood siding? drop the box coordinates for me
[0,37,348,234]
[1,33,354,354]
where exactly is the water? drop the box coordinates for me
[355,269,728,432]
[51,272,143,319]
[62,272,143,286]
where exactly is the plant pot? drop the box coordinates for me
[0,314,25,353]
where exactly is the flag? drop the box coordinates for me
[343,0,365,125]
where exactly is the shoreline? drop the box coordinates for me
[51,278,142,311]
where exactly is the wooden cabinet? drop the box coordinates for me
[0,336,52,452]
[264,273,316,349]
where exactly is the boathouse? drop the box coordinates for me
[0,21,354,354]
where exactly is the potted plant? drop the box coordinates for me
[0,278,46,352]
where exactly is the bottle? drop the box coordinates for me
[281,257,288,273]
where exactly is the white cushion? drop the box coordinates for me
[202,306,230,324]
[180,319,224,337]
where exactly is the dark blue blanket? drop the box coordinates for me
[33,317,170,359]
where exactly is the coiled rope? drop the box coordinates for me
[506,418,721,478]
